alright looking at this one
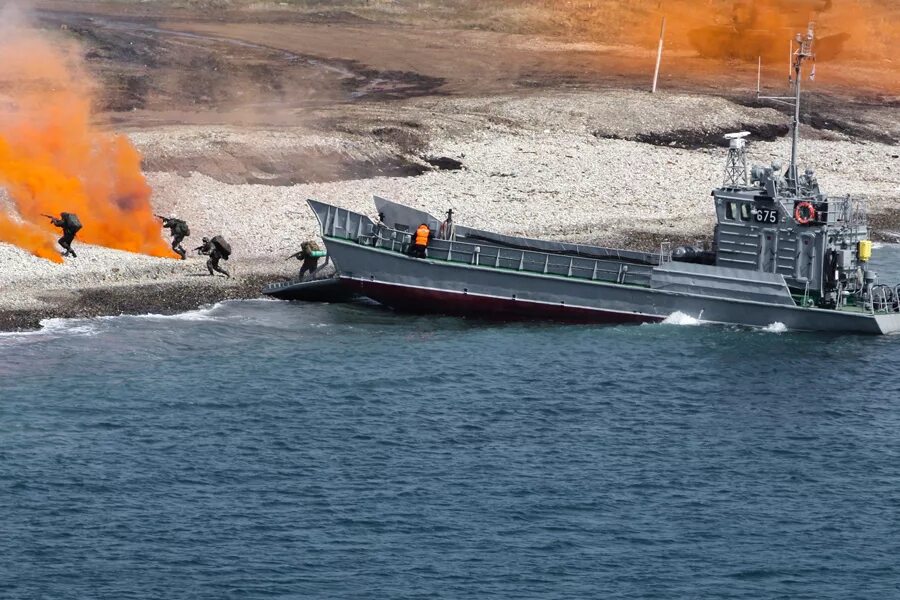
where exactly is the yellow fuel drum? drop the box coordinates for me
[858,240,873,262]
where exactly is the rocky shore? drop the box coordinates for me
[2,90,897,331]
[0,272,284,332]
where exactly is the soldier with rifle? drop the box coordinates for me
[43,212,82,258]
[287,240,328,280]
[156,214,190,260]
[195,235,231,278]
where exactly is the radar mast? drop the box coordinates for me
[757,23,816,196]
[723,131,750,187]
[789,24,815,194]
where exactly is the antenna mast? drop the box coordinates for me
[756,23,816,195]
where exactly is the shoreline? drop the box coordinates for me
[0,273,286,332]
[3,87,896,332]
[5,216,900,333]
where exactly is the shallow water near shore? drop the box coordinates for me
[2,247,900,599]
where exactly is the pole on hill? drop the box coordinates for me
[651,16,666,94]
[757,56,761,94]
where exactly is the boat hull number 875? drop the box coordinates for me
[755,208,778,224]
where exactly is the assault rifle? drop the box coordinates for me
[41,213,57,221]
[287,248,327,260]
[194,239,214,255]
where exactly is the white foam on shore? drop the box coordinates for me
[762,321,788,333]
[106,302,227,323]
[114,299,277,322]
[39,317,99,334]
[661,311,703,326]
[0,317,99,339]
[0,303,230,340]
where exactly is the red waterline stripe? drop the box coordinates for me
[345,278,663,324]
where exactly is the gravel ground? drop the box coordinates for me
[1,89,897,328]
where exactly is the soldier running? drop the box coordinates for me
[287,240,328,279]
[43,212,82,258]
[156,215,190,259]
[195,235,231,278]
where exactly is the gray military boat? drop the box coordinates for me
[303,28,900,334]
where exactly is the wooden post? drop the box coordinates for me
[651,16,666,94]
[757,56,761,94]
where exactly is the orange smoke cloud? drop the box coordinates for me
[0,11,175,261]
[540,0,899,93]
[0,211,62,263]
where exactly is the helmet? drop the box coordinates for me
[202,237,209,243]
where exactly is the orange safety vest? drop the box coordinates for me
[415,224,430,246]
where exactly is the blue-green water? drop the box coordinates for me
[2,247,900,599]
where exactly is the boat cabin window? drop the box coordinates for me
[725,202,738,221]
[725,202,751,222]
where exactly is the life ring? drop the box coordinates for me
[794,201,816,225]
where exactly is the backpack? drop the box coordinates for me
[211,235,231,259]
[61,212,82,232]
[169,219,189,236]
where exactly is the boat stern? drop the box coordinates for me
[874,313,900,335]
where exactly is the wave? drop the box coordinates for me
[0,317,99,339]
[762,321,788,333]
[0,301,236,340]
[103,302,227,323]
[661,311,703,326]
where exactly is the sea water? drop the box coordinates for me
[2,247,900,599]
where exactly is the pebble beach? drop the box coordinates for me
[1,90,898,329]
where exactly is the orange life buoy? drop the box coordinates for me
[794,201,816,225]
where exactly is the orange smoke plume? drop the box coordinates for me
[542,0,899,93]
[0,11,175,261]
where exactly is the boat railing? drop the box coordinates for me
[659,242,673,265]
[317,204,654,285]
[871,285,900,314]
[832,195,867,226]
[333,222,654,287]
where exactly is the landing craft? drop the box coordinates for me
[273,26,900,334]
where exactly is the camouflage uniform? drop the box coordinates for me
[161,218,189,260]
[50,214,80,258]
[196,237,231,278]
[291,240,327,279]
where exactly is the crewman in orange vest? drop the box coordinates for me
[410,223,431,258]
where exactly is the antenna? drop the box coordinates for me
[788,23,816,191]
[723,132,750,187]
[756,23,816,196]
